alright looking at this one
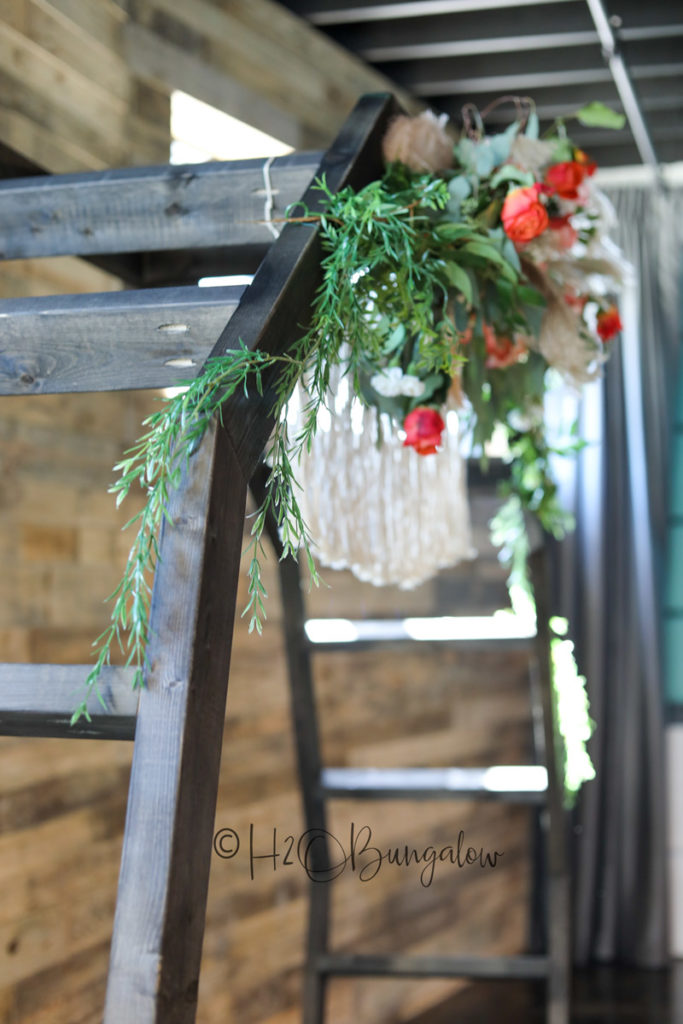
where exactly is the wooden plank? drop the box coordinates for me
[321,766,548,803]
[103,420,248,1024]
[317,952,550,980]
[0,21,131,138]
[124,22,306,151]
[0,153,321,260]
[0,107,106,174]
[33,0,127,54]
[24,0,132,104]
[126,0,421,146]
[0,664,137,739]
[0,285,244,394]
[212,92,399,478]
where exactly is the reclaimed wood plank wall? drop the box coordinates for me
[0,1,531,1020]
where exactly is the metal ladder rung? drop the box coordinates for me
[304,616,536,650]
[320,765,548,804]
[316,952,550,980]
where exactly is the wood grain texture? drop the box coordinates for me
[0,663,137,739]
[0,154,321,261]
[103,421,248,1023]
[0,15,169,172]
[124,22,305,151]
[0,285,244,394]
[125,0,421,147]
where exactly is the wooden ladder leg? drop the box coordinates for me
[104,421,248,1024]
[251,467,330,1024]
[529,546,571,1024]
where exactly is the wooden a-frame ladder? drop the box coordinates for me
[0,93,569,1023]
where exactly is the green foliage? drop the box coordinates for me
[550,617,596,808]
[76,125,606,723]
[574,102,626,130]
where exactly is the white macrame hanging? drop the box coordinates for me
[288,360,476,589]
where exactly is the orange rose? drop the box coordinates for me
[501,184,549,244]
[403,407,445,455]
[483,322,528,369]
[544,158,596,200]
[596,305,623,341]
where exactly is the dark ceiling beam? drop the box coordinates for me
[432,76,682,122]
[302,0,579,26]
[325,2,594,50]
[585,0,658,165]
[375,36,682,90]
[360,22,683,62]
[363,30,597,61]
[405,61,683,96]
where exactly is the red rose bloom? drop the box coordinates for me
[544,158,596,200]
[501,184,549,244]
[596,305,623,342]
[403,407,445,455]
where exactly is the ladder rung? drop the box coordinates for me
[316,952,550,980]
[0,285,244,395]
[0,664,138,740]
[320,766,548,803]
[304,616,536,649]
[0,153,322,261]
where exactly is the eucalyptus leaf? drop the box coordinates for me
[448,175,472,201]
[574,102,626,130]
[525,111,539,140]
[475,143,497,178]
[489,121,520,165]
[383,323,406,354]
[502,238,522,273]
[490,164,535,190]
[444,261,474,305]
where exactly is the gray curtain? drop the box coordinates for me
[555,184,682,966]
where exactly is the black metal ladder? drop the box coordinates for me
[252,465,571,1024]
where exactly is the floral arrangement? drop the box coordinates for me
[73,97,626,723]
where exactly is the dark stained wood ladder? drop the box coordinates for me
[0,90,569,1024]
[0,92,398,1024]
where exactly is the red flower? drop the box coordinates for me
[483,323,528,369]
[596,305,623,341]
[501,184,549,244]
[403,407,445,455]
[544,158,596,200]
[549,218,578,250]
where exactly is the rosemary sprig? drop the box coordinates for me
[75,169,527,723]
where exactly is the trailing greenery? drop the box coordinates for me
[75,169,523,721]
[75,102,623,732]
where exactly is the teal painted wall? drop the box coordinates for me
[665,290,683,705]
